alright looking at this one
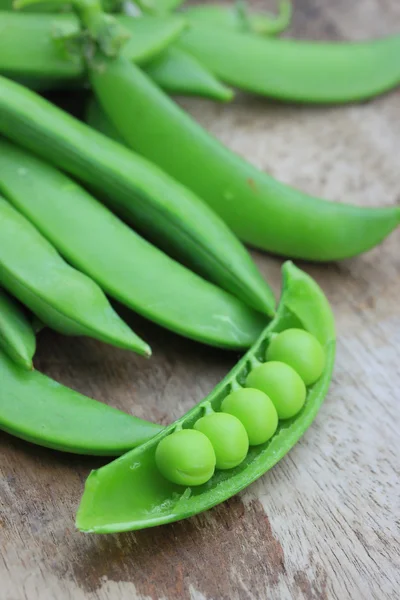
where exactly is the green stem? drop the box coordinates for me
[15,0,130,57]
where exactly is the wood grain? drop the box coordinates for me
[1,1,399,598]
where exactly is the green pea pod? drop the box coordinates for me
[0,0,122,11]
[132,0,185,16]
[0,11,231,100]
[182,0,292,36]
[0,139,266,350]
[87,70,400,261]
[0,75,275,316]
[0,12,186,83]
[76,261,335,533]
[0,349,163,455]
[0,287,36,370]
[179,25,400,104]
[0,196,150,356]
[144,47,234,102]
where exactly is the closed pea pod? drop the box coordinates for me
[179,25,400,104]
[0,349,163,455]
[0,12,186,87]
[76,262,336,533]
[0,75,275,316]
[88,67,400,262]
[0,287,36,370]
[0,11,232,101]
[144,47,234,102]
[181,0,293,36]
[0,196,150,355]
[0,139,266,350]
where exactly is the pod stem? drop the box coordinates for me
[230,379,242,393]
[250,0,293,36]
[15,0,130,57]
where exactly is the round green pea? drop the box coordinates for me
[266,328,325,386]
[155,429,216,486]
[194,412,249,470]
[221,388,278,445]
[246,361,306,420]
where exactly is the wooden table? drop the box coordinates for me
[1,1,399,598]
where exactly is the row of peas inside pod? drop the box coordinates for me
[156,328,326,486]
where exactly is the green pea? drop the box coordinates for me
[221,387,278,446]
[155,429,216,487]
[194,412,249,470]
[266,328,325,386]
[246,361,306,420]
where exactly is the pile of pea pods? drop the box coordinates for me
[0,0,399,533]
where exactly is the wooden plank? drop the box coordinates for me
[1,1,399,598]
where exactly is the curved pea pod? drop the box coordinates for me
[0,0,122,11]
[0,76,275,316]
[88,70,400,261]
[0,12,186,86]
[144,47,234,102]
[0,140,266,350]
[179,25,400,104]
[76,261,336,533]
[0,349,163,455]
[0,196,150,356]
[0,287,36,370]
[182,0,292,36]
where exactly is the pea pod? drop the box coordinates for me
[181,0,292,36]
[0,12,186,83]
[87,69,400,261]
[0,287,36,370]
[144,47,234,102]
[76,261,335,533]
[0,11,231,100]
[0,75,275,316]
[0,196,150,355]
[179,25,400,104]
[0,349,163,455]
[0,139,266,350]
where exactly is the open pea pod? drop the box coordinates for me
[76,262,336,533]
[0,196,150,356]
[179,24,400,103]
[0,287,36,370]
[0,349,163,455]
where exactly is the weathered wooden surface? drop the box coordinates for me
[1,1,399,598]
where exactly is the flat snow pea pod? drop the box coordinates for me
[0,349,163,455]
[88,76,400,262]
[0,196,150,356]
[0,140,267,350]
[0,12,186,85]
[0,287,36,370]
[181,0,292,36]
[0,76,275,316]
[144,47,234,102]
[76,261,336,533]
[179,25,400,104]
